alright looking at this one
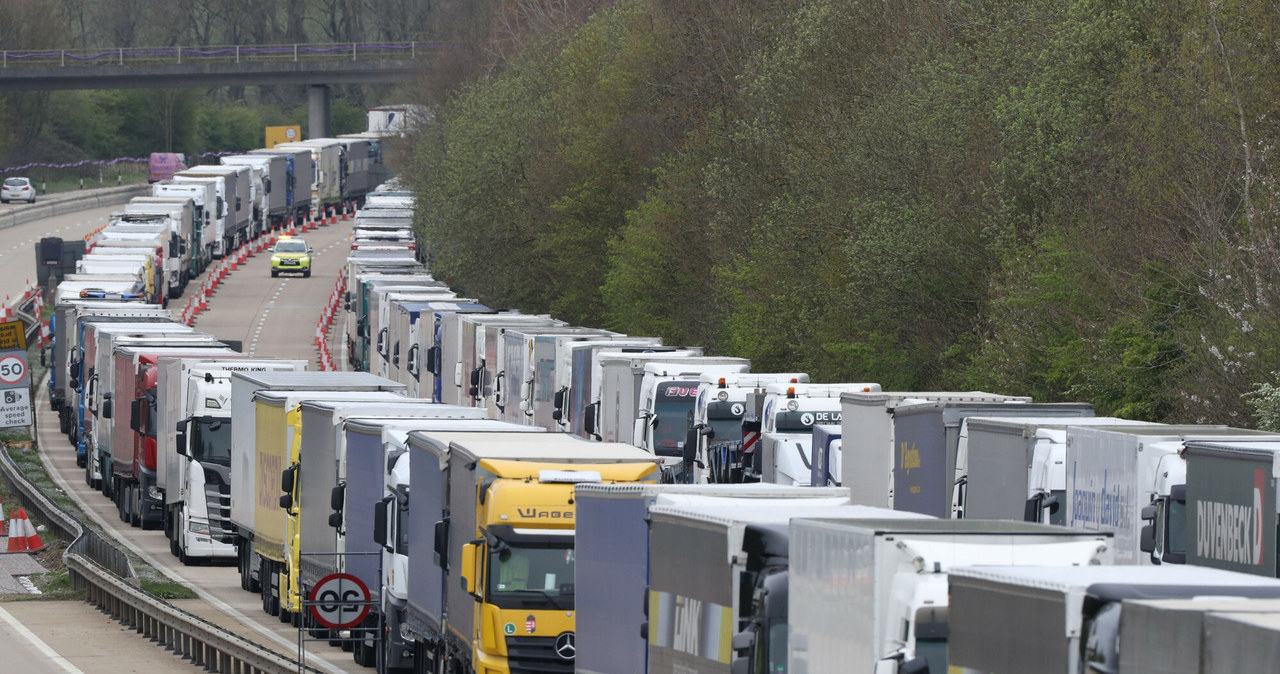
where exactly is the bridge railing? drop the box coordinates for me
[0,41,444,68]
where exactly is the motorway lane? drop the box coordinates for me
[31,218,365,673]
[0,204,120,300]
[0,600,193,673]
[190,217,352,366]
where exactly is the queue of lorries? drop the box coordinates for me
[38,134,1280,674]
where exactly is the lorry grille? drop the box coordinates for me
[203,483,235,542]
[505,635,574,673]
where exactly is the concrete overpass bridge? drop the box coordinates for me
[0,42,440,136]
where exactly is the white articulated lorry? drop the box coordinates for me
[962,416,1158,524]
[176,165,251,256]
[691,373,809,484]
[157,356,307,563]
[122,199,195,297]
[500,326,617,425]
[547,338,665,434]
[1063,425,1280,566]
[787,519,1116,674]
[947,564,1280,674]
[153,179,217,271]
[746,383,880,487]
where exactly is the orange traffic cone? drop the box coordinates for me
[19,511,44,555]
[17,509,43,552]
[6,509,27,552]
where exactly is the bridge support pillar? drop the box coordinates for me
[308,84,331,138]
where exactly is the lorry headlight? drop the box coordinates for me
[147,486,162,500]
[189,520,211,535]
[786,400,799,411]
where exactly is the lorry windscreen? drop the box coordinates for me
[704,401,742,444]
[488,542,575,611]
[653,381,698,457]
[190,419,232,466]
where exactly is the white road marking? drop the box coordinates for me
[0,603,87,673]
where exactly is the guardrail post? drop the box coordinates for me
[411,41,415,58]
[294,44,298,61]
[3,52,6,67]
[352,42,357,60]
[119,48,123,66]
[61,50,65,67]
[177,46,182,64]
[236,45,240,63]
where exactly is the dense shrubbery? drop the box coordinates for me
[407,0,1280,429]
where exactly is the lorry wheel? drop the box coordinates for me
[170,532,180,558]
[279,606,292,624]
[354,634,376,667]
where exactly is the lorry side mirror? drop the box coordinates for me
[328,511,343,529]
[393,341,400,367]
[407,345,419,376]
[377,328,387,356]
[1140,523,1157,555]
[1140,504,1156,521]
[552,409,563,422]
[102,393,114,419]
[731,630,754,652]
[129,399,141,432]
[70,360,81,379]
[584,403,600,440]
[330,484,345,512]
[433,519,449,568]
[175,419,189,457]
[279,492,293,510]
[553,388,566,413]
[426,346,441,375]
[281,464,297,494]
[460,541,479,599]
[373,496,392,549]
[468,369,480,397]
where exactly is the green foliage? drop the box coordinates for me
[404,0,1280,425]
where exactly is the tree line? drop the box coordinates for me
[405,0,1280,428]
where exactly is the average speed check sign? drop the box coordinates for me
[309,573,371,630]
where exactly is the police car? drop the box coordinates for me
[270,236,312,277]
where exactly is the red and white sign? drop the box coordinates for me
[308,573,371,630]
[0,353,27,386]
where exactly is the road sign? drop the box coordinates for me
[0,387,32,427]
[0,321,25,351]
[0,353,28,387]
[308,572,371,630]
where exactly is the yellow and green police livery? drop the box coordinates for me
[270,236,312,278]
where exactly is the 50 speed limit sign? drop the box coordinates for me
[309,573,371,629]
[0,354,27,387]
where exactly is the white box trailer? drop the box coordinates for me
[1064,426,1280,566]
[177,165,251,254]
[500,326,616,425]
[459,314,564,409]
[275,140,342,208]
[153,180,217,269]
[222,153,288,233]
[1115,598,1280,674]
[886,400,1094,518]
[249,146,313,222]
[789,520,1115,674]
[948,565,1280,674]
[1201,610,1280,672]
[963,416,1159,523]
[839,391,1029,509]
[552,338,665,435]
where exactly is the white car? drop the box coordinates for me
[1,177,35,204]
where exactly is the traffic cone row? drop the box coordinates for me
[6,508,45,553]
[314,268,348,371]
